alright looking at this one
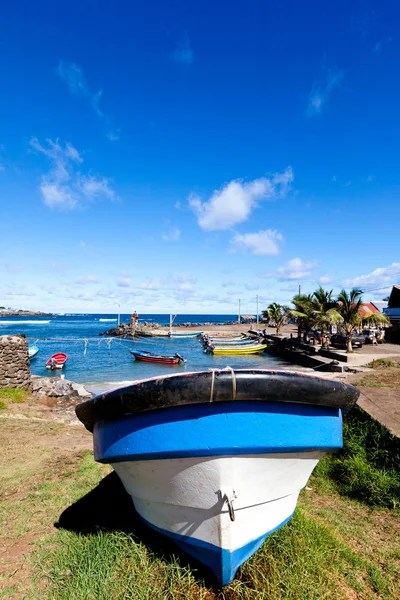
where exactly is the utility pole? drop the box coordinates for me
[256,295,259,326]
[238,299,241,324]
[299,284,301,296]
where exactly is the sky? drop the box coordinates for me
[1,0,400,315]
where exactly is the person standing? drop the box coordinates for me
[130,310,138,333]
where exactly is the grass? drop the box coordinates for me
[313,406,400,508]
[1,413,399,599]
[352,357,400,388]
[0,387,29,404]
[367,358,398,369]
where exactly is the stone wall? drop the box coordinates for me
[0,335,31,390]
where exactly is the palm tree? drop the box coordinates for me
[336,289,390,352]
[289,294,316,341]
[262,302,287,335]
[301,287,341,349]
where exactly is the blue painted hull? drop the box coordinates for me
[93,401,342,584]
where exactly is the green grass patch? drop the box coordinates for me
[313,406,400,508]
[0,399,7,410]
[0,387,29,403]
[32,506,393,600]
[368,358,399,369]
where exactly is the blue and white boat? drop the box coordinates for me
[76,369,359,585]
[168,331,203,338]
[28,344,39,360]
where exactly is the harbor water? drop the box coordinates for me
[0,314,293,391]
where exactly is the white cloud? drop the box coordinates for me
[75,276,99,285]
[189,167,293,231]
[138,280,160,290]
[342,263,400,289]
[107,130,120,141]
[171,34,194,65]
[270,257,318,281]
[117,277,132,287]
[319,275,333,284]
[230,229,283,255]
[30,137,117,209]
[162,227,181,242]
[78,175,115,200]
[307,69,344,116]
[57,61,118,139]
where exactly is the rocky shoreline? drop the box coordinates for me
[99,320,249,338]
[0,310,52,317]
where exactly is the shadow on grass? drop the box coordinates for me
[55,472,217,587]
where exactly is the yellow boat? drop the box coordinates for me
[210,344,268,355]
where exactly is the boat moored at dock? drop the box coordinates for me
[76,369,359,585]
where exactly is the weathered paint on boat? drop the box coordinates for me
[76,369,359,585]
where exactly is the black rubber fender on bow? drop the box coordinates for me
[75,369,360,432]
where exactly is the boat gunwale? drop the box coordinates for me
[75,369,360,431]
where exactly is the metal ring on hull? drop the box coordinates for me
[75,369,360,432]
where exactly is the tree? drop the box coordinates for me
[292,287,341,349]
[289,294,316,341]
[262,302,287,335]
[337,288,390,352]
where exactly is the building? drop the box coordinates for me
[383,286,400,343]
[359,302,380,318]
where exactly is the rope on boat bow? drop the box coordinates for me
[208,366,237,402]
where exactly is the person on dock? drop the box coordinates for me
[130,311,138,332]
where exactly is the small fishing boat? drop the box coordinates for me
[28,344,39,360]
[130,350,186,365]
[201,334,245,342]
[208,343,268,355]
[75,369,359,585]
[204,338,255,346]
[46,352,68,370]
[168,331,203,338]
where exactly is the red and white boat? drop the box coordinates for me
[130,350,186,365]
[46,352,68,370]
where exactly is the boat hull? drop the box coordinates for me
[131,351,184,365]
[211,344,267,355]
[169,332,203,338]
[28,345,39,360]
[93,399,342,584]
[45,352,67,369]
[113,452,321,585]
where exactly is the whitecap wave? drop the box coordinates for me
[0,320,51,325]
[99,318,118,322]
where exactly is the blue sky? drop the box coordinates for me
[1,0,400,314]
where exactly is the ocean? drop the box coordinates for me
[0,313,291,391]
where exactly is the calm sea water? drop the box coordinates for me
[0,313,294,390]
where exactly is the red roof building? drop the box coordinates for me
[359,302,380,318]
